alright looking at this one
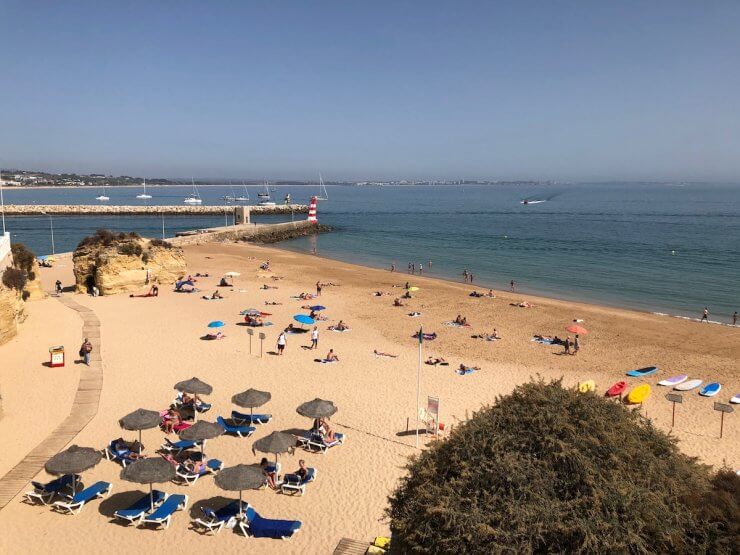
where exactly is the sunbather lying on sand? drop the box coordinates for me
[374,349,398,358]
[469,291,484,298]
[413,331,437,340]
[473,329,501,341]
[264,301,282,305]
[261,284,278,290]
[204,331,226,340]
[372,291,390,296]
[328,320,350,331]
[512,301,534,308]
[194,272,209,277]
[425,356,448,366]
[533,334,564,345]
[408,311,422,317]
[130,285,159,298]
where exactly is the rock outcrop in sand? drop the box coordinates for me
[73,232,186,295]
[0,286,23,346]
[23,261,46,301]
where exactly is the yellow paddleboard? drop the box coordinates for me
[578,380,596,393]
[626,384,651,404]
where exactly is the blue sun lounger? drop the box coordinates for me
[24,474,78,505]
[231,410,273,425]
[192,500,250,534]
[298,431,345,454]
[138,494,188,529]
[281,468,317,496]
[161,437,200,454]
[217,416,255,438]
[238,506,302,540]
[52,481,113,514]
[113,490,167,525]
[175,459,223,485]
[104,439,139,466]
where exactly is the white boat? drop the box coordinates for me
[136,178,152,199]
[257,181,272,201]
[95,185,109,201]
[184,179,203,204]
[234,182,249,202]
[316,172,329,201]
[258,200,276,206]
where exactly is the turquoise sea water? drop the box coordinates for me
[3,183,739,320]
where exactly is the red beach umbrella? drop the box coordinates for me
[566,325,588,335]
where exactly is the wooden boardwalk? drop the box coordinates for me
[0,296,103,510]
[333,537,371,554]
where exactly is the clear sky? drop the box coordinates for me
[1,1,739,181]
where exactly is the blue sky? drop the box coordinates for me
[1,1,739,181]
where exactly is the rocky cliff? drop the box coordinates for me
[0,286,23,346]
[23,260,46,301]
[73,232,186,295]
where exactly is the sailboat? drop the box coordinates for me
[136,178,152,199]
[257,181,275,206]
[95,185,109,201]
[222,181,237,202]
[184,179,203,204]
[316,173,329,201]
[234,182,249,202]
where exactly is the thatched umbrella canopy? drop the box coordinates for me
[45,445,103,495]
[232,388,271,419]
[120,458,176,510]
[179,420,223,455]
[174,377,213,421]
[214,464,266,517]
[296,398,337,419]
[252,431,296,463]
[118,408,161,453]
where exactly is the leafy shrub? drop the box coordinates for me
[149,238,173,249]
[76,229,141,249]
[117,242,143,257]
[11,243,36,275]
[2,267,27,291]
[387,379,737,554]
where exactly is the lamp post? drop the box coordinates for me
[161,212,165,239]
[0,170,6,234]
[42,212,55,255]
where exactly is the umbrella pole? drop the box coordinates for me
[239,490,243,518]
[72,474,77,496]
[150,483,154,511]
[139,430,143,454]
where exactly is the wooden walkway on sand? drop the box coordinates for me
[0,296,103,510]
[333,537,371,554]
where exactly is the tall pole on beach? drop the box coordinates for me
[43,212,55,255]
[0,170,6,234]
[161,212,165,239]
[416,326,422,448]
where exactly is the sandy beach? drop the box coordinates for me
[0,242,737,554]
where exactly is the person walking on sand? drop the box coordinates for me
[573,334,580,355]
[79,338,93,365]
[733,311,737,326]
[563,336,571,355]
[390,263,395,273]
[55,280,63,295]
[316,281,322,297]
[701,307,709,323]
[277,331,287,355]
[310,326,319,350]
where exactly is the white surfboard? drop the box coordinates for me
[674,379,702,391]
[730,394,740,404]
[658,374,688,387]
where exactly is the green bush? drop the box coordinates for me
[77,229,141,249]
[117,242,143,257]
[2,267,27,291]
[11,243,36,275]
[387,379,738,554]
[148,238,173,249]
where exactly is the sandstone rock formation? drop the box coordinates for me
[0,286,23,346]
[23,260,46,301]
[73,232,186,295]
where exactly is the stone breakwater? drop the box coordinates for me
[3,204,308,215]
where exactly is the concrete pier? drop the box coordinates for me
[2,204,308,216]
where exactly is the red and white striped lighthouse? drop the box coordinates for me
[307,196,318,225]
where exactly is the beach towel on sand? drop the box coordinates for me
[531,337,555,345]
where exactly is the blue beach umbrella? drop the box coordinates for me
[309,305,326,311]
[293,314,315,326]
[208,320,226,328]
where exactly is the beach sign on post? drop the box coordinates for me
[247,328,253,354]
[713,402,733,439]
[258,332,266,358]
[427,396,440,437]
[664,393,682,427]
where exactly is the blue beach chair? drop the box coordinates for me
[192,500,250,534]
[24,474,78,505]
[52,481,112,514]
[138,494,188,529]
[231,410,272,425]
[161,437,201,454]
[175,459,223,485]
[113,490,167,525]
[238,506,302,540]
[217,416,255,438]
[105,439,140,467]
[298,431,345,454]
[280,468,317,496]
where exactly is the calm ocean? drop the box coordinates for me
[3,183,738,320]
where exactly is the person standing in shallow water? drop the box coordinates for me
[733,311,737,326]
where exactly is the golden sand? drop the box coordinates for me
[0,242,737,554]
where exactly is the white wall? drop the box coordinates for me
[0,232,11,271]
